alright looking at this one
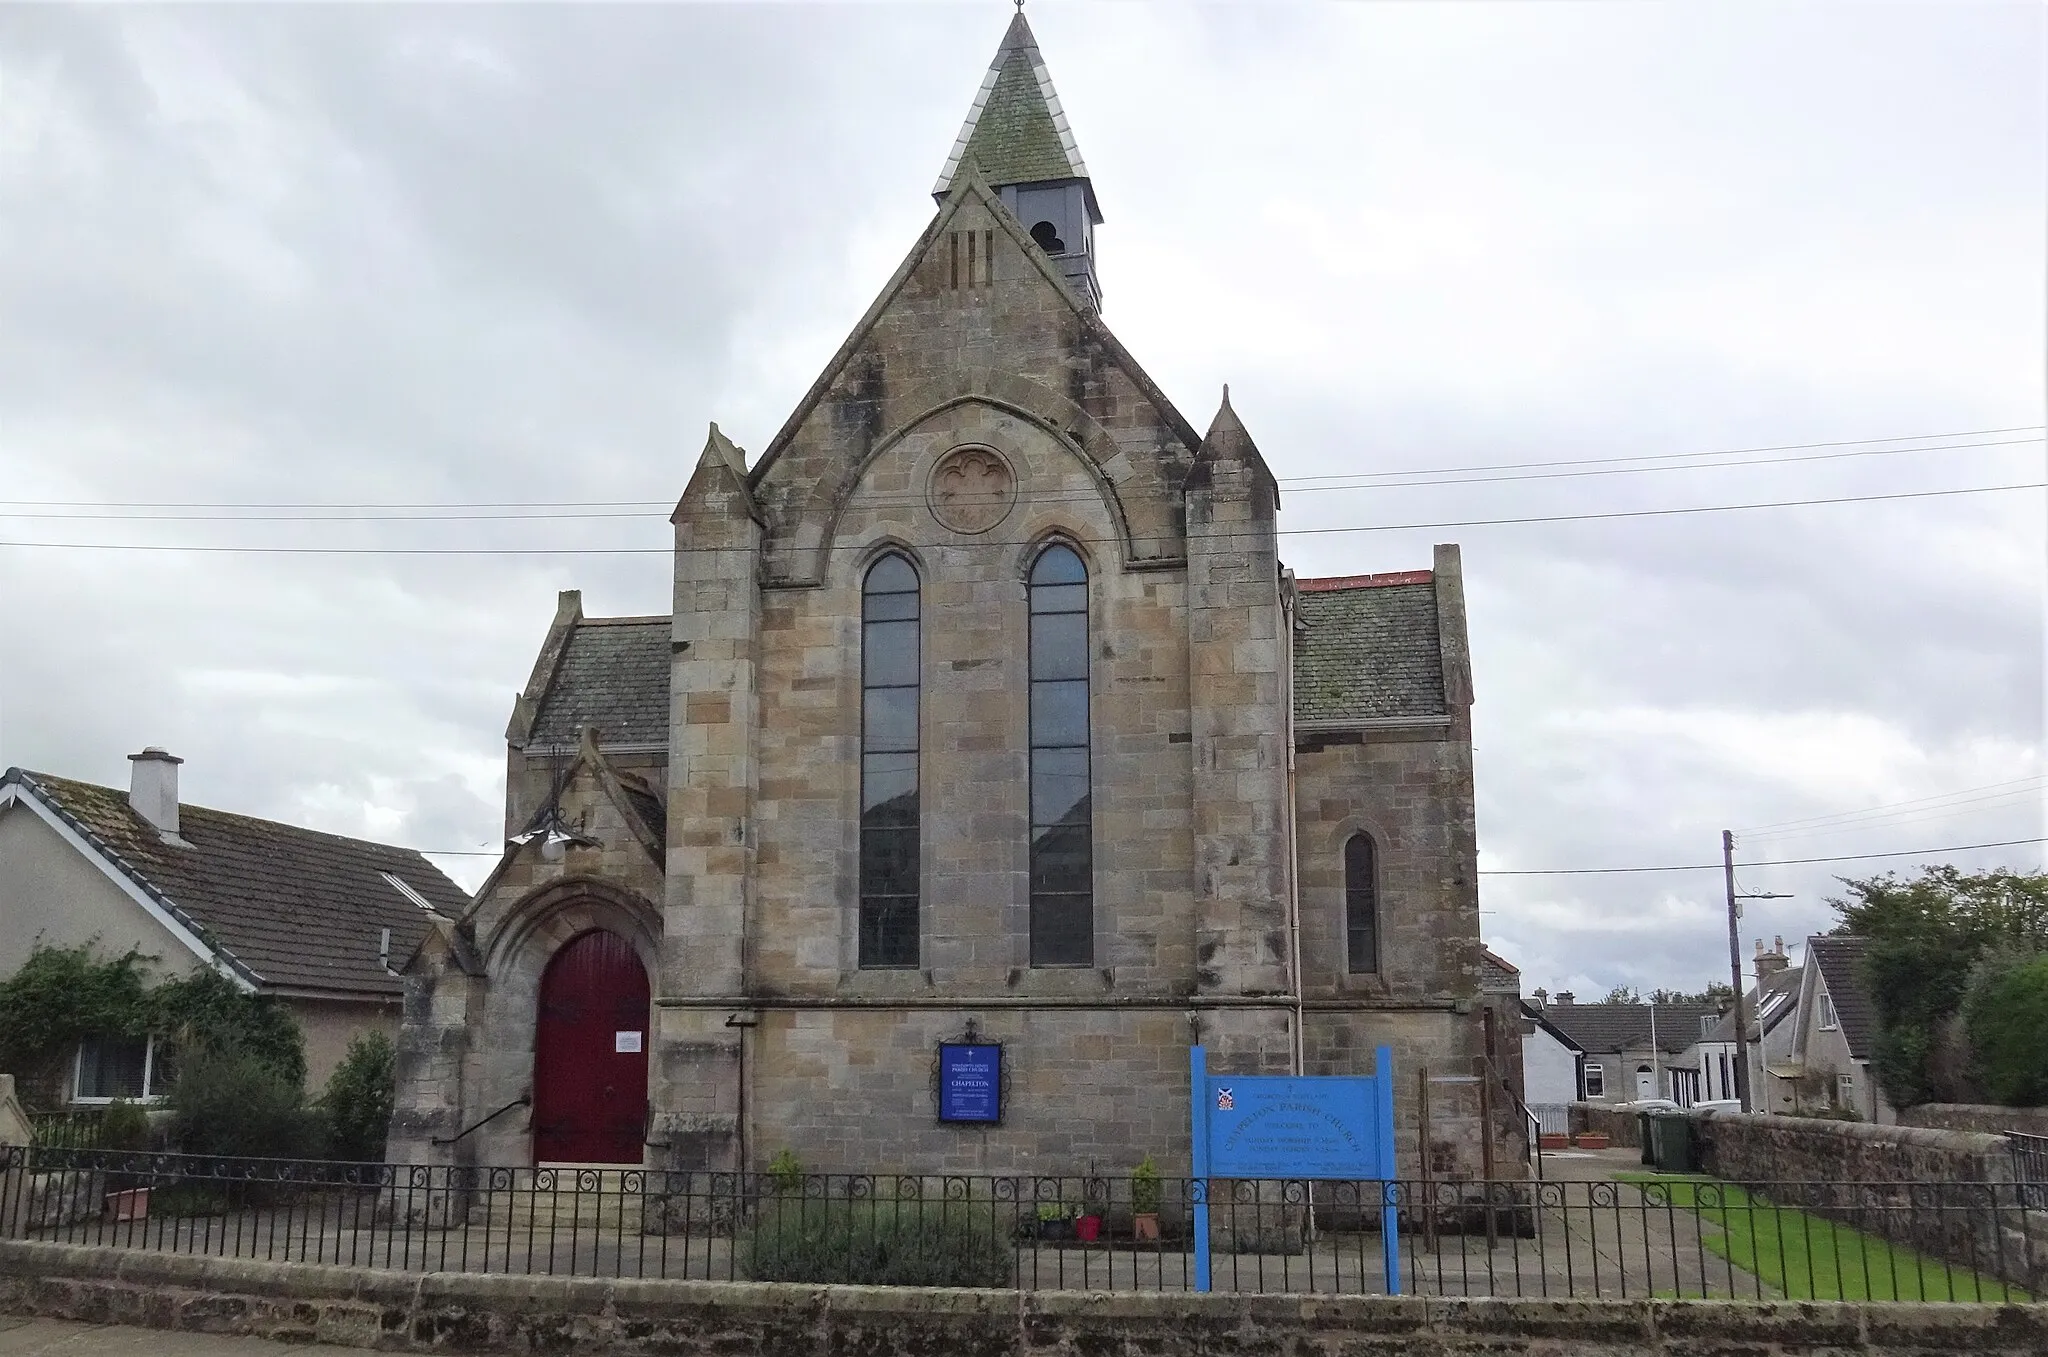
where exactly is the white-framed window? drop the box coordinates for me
[1817,993,1838,1031]
[1835,1072,1855,1107]
[72,1035,163,1104]
[1582,1062,1606,1099]
[1700,1015,1716,1037]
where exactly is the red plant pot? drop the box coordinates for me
[1538,1133,1571,1151]
[1075,1215,1102,1242]
[1574,1133,1611,1150]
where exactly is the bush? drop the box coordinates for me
[319,1032,396,1162]
[1964,952,2048,1106]
[168,1042,323,1160]
[99,1099,152,1152]
[741,1198,1012,1287]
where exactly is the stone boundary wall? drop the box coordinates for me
[1682,1111,2045,1295]
[1684,1109,2013,1185]
[1903,1104,2048,1138]
[1570,1102,1647,1148]
[2,1241,2044,1355]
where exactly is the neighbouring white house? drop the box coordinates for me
[0,751,471,1101]
[1520,997,1583,1109]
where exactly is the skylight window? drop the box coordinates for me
[381,871,442,916]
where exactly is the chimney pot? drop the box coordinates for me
[1532,986,1548,1009]
[1554,991,1574,1006]
[127,747,184,837]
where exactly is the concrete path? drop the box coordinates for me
[0,1318,306,1354]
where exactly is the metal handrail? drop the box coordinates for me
[431,1094,531,1147]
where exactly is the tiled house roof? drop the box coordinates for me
[1293,575,1447,722]
[1542,1001,1727,1057]
[1806,935,1880,1060]
[2,769,468,998]
[528,617,671,746]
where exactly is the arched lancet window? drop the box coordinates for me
[1344,833,1379,974]
[860,554,920,968]
[1028,544,1092,966]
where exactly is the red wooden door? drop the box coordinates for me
[533,930,650,1164]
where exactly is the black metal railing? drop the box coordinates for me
[0,1146,2038,1300]
[2011,1132,2048,1191]
[27,1111,109,1151]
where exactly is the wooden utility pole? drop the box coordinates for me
[1722,830,1751,1112]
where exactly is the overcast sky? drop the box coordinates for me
[2,1,2042,1000]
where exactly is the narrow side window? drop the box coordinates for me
[1345,833,1379,974]
[860,554,920,968]
[1028,544,1091,966]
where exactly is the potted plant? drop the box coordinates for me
[1035,1202,1074,1240]
[1075,1209,1102,1242]
[1130,1155,1162,1241]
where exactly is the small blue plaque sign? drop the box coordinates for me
[937,1042,1002,1123]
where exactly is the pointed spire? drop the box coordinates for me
[1187,385,1279,507]
[933,11,1091,197]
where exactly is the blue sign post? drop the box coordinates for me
[1190,1045,1399,1294]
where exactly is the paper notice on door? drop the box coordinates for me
[614,1030,644,1053]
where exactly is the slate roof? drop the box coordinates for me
[528,617,670,746]
[1481,947,1520,995]
[2,769,470,998]
[934,13,1089,195]
[1541,1001,1727,1057]
[1806,935,1879,1060]
[1293,574,1447,723]
[1702,965,1803,1045]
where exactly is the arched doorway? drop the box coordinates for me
[1635,1064,1656,1101]
[533,930,650,1164]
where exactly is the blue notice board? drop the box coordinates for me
[1190,1045,1399,1294]
[937,1042,1002,1123]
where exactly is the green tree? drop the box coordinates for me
[1963,952,2048,1106]
[319,1031,396,1162]
[1603,985,1642,1005]
[1650,984,1735,1007]
[167,1042,323,1160]
[1830,866,2048,1108]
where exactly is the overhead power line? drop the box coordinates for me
[4,434,2037,522]
[1,480,2040,557]
[1737,774,2048,836]
[1476,835,2047,877]
[1,425,2037,514]
[416,833,2048,866]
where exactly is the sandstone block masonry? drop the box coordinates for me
[3,1243,2044,1356]
[385,13,1499,1185]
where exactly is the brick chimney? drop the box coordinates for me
[1553,991,1574,1007]
[1754,936,1789,982]
[1531,987,1549,1010]
[127,747,183,837]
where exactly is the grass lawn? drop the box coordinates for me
[1617,1173,2029,1303]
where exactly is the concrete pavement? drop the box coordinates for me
[0,1318,314,1354]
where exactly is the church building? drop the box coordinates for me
[388,12,1495,1181]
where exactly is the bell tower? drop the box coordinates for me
[933,9,1104,308]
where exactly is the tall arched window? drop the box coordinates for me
[1345,833,1379,974]
[860,554,920,968]
[1028,544,1092,966]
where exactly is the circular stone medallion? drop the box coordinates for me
[927,446,1016,535]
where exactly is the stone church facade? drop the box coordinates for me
[389,14,1499,1182]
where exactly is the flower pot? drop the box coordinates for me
[1038,1218,1073,1241]
[103,1188,149,1222]
[1133,1212,1160,1242]
[1538,1133,1570,1151]
[1075,1214,1102,1242]
[1573,1132,1610,1150]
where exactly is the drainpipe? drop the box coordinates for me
[1281,571,1305,1077]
